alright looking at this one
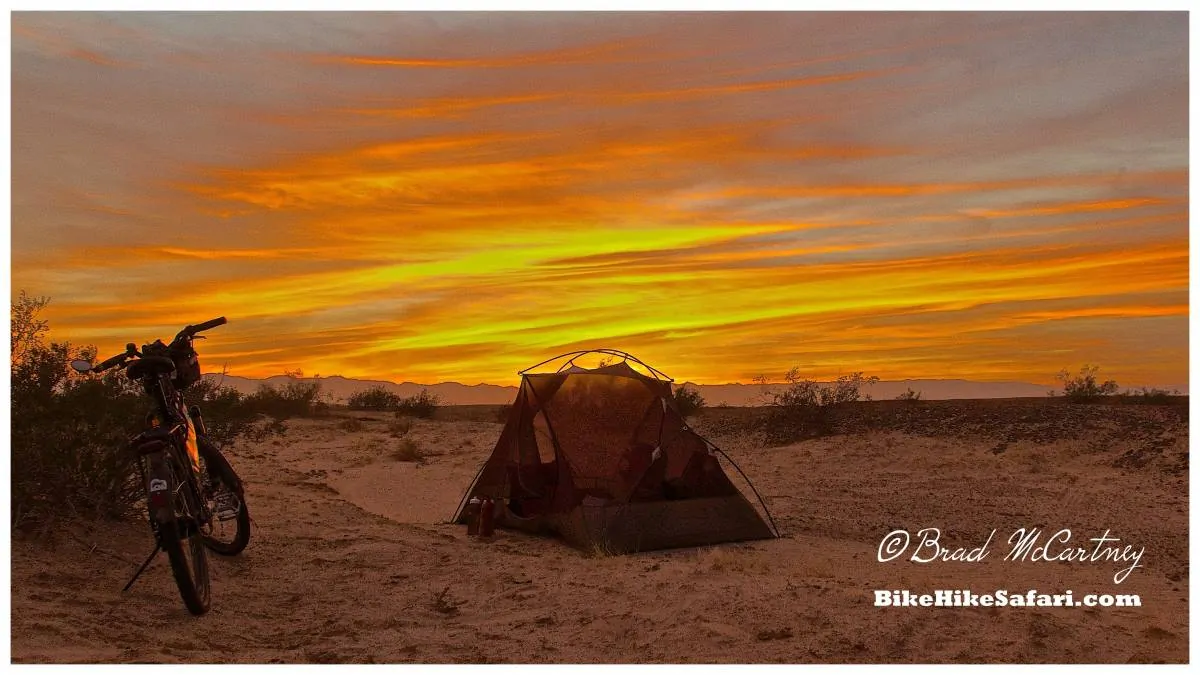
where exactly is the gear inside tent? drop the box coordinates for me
[453,349,778,553]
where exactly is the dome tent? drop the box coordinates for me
[453,350,777,553]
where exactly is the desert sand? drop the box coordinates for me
[10,399,1188,663]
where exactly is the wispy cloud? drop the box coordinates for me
[11,12,1188,387]
[310,34,657,69]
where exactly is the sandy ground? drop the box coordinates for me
[10,401,1188,663]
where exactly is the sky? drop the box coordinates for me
[10,11,1189,387]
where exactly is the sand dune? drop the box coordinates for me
[10,401,1188,663]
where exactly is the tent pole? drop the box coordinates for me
[713,447,782,538]
[452,459,488,522]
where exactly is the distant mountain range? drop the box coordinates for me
[201,373,1184,406]
[204,374,517,406]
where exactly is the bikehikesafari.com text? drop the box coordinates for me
[875,589,1141,608]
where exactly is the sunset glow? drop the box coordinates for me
[11,12,1188,387]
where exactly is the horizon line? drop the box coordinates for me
[200,371,1188,391]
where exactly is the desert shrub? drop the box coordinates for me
[1056,365,1119,402]
[759,368,878,443]
[391,438,425,463]
[348,385,402,411]
[896,388,922,402]
[674,386,706,418]
[183,374,261,447]
[431,586,461,615]
[11,293,283,533]
[1122,387,1180,404]
[244,417,288,442]
[395,388,439,419]
[388,418,413,437]
[246,375,323,419]
[338,417,364,433]
[11,294,143,532]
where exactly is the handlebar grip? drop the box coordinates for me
[190,316,227,334]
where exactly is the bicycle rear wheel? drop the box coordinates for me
[147,451,211,615]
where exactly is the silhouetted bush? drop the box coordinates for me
[759,368,879,443]
[11,293,143,533]
[246,376,323,420]
[1121,387,1180,405]
[11,292,282,534]
[348,385,403,411]
[1056,365,1119,402]
[674,386,706,418]
[395,388,439,419]
[183,374,261,447]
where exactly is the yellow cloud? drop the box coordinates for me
[13,14,1188,389]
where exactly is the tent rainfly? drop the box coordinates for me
[453,349,778,553]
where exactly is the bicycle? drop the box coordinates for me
[71,317,251,615]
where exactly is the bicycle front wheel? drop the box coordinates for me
[199,439,251,556]
[147,452,212,616]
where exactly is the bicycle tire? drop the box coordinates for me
[199,440,251,556]
[148,452,212,615]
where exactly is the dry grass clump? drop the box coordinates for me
[388,418,413,437]
[584,538,619,558]
[391,438,426,463]
[431,586,461,616]
[349,437,386,454]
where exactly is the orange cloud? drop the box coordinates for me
[12,13,1188,389]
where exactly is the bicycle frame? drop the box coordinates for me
[129,369,208,536]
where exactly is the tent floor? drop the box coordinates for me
[483,494,776,554]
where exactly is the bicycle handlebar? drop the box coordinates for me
[183,316,226,337]
[89,317,227,374]
[93,351,130,373]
